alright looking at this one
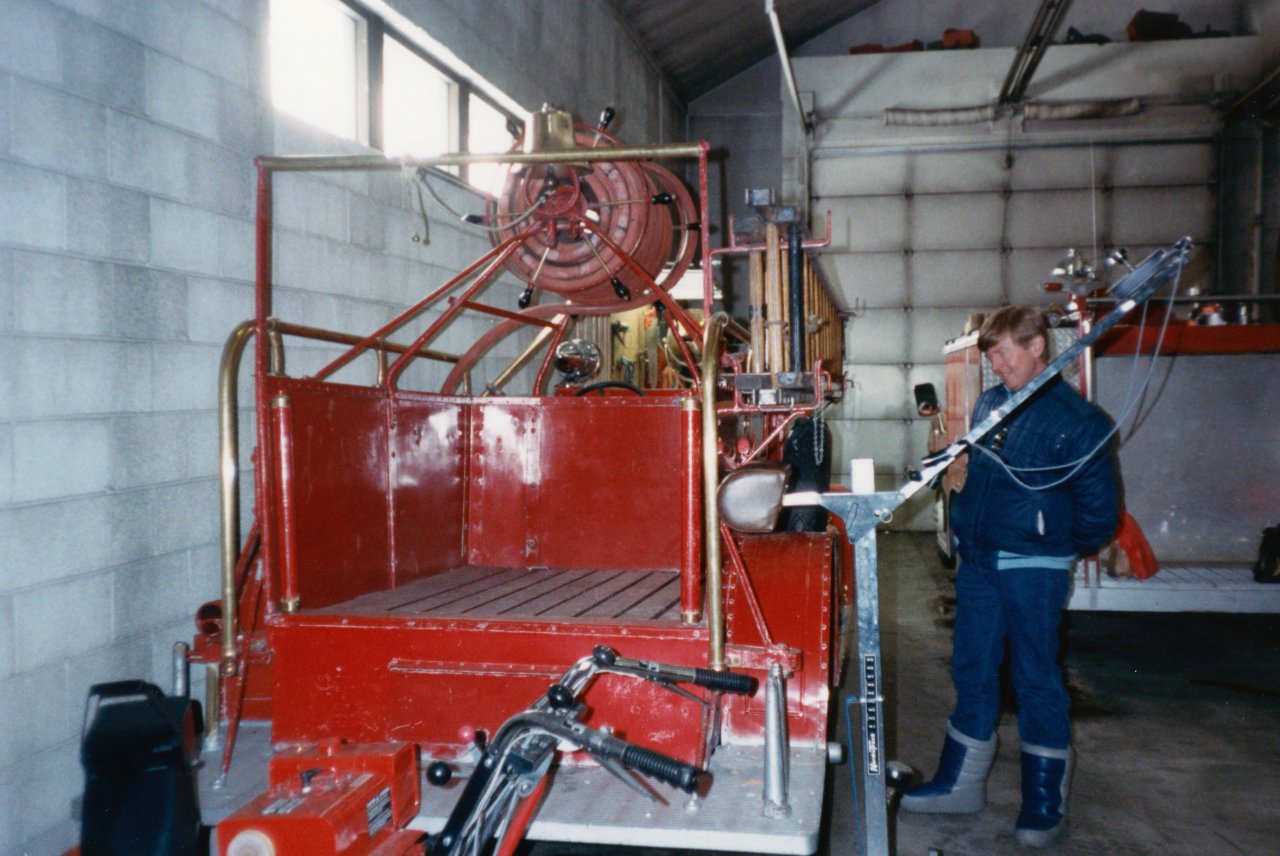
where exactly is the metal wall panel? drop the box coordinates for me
[908,307,976,365]
[791,46,1231,530]
[830,418,909,477]
[1005,189,1100,247]
[1007,143,1215,190]
[1109,186,1216,244]
[843,309,909,364]
[839,364,909,420]
[908,250,1004,307]
[1105,142,1215,185]
[1096,354,1280,562]
[813,149,1010,196]
[815,142,1217,198]
[910,193,1005,251]
[827,196,909,253]
[824,252,908,307]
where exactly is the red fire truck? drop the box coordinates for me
[163,110,852,855]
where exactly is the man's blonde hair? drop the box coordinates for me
[977,306,1048,357]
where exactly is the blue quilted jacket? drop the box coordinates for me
[950,377,1119,569]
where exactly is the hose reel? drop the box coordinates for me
[486,116,698,309]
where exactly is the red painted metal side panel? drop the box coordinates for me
[268,618,714,765]
[722,533,834,745]
[465,401,534,568]
[533,398,684,570]
[389,395,467,584]
[466,398,686,571]
[266,378,392,609]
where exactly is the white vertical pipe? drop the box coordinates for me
[766,0,812,136]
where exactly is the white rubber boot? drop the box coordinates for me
[900,723,998,815]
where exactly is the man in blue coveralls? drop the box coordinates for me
[901,306,1118,848]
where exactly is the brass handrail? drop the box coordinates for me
[216,319,461,675]
[218,322,263,675]
[700,313,729,670]
[255,142,707,173]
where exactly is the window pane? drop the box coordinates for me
[383,38,454,157]
[270,0,362,140]
[468,95,514,193]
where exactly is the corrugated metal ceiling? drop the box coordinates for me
[611,0,881,103]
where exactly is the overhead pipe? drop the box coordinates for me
[1024,98,1141,121]
[998,0,1075,107]
[766,0,814,136]
[256,142,706,173]
[885,104,997,126]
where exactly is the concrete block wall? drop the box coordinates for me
[385,0,684,145]
[0,2,267,850]
[0,2,682,853]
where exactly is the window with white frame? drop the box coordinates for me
[269,0,367,142]
[268,0,523,189]
[382,36,456,157]
[467,94,515,193]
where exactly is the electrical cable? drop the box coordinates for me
[970,269,1183,491]
[414,167,546,234]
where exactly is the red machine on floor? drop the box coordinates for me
[182,107,848,855]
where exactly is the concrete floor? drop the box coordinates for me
[836,531,1280,856]
[532,531,1280,856]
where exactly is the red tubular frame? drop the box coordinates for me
[532,317,572,394]
[385,236,527,388]
[313,232,534,383]
[271,394,301,611]
[252,162,277,630]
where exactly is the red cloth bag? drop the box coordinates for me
[1115,511,1160,580]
